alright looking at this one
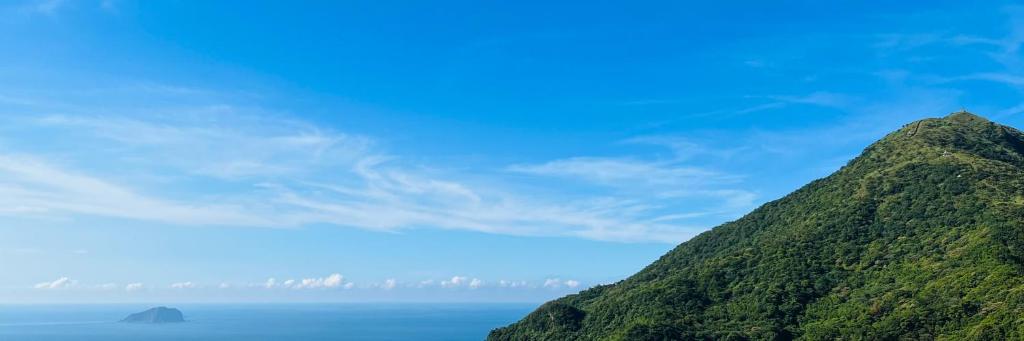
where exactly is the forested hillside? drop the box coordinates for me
[490,112,1024,340]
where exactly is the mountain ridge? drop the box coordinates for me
[489,112,1024,340]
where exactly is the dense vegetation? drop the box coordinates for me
[489,112,1024,340]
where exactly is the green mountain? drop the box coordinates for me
[489,112,1024,340]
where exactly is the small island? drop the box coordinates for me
[120,306,185,323]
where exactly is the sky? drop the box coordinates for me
[1,0,1024,303]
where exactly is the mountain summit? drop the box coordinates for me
[490,112,1024,340]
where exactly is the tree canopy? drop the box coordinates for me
[489,112,1024,340]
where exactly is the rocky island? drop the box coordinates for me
[120,306,185,323]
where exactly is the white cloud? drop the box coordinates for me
[125,282,143,291]
[97,283,118,290]
[323,274,344,288]
[498,280,527,288]
[170,281,195,289]
[33,277,76,289]
[441,276,469,288]
[543,278,562,288]
[218,282,231,289]
[382,279,396,290]
[290,273,345,289]
[343,282,355,289]
[438,276,484,289]
[263,274,346,290]
[565,280,580,288]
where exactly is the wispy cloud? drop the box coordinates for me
[0,108,749,242]
[913,6,1024,90]
[506,147,756,241]
[762,92,856,108]
[1,247,43,255]
[948,72,1024,87]
[0,74,774,244]
[969,5,1024,70]
[733,91,855,116]
[33,276,76,289]
[996,102,1024,118]
[124,282,143,292]
[170,281,195,289]
[541,278,582,289]
[35,114,372,180]
[509,157,736,188]
[0,153,278,227]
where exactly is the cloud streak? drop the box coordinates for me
[170,281,195,289]
[33,277,76,289]
[0,153,276,227]
[0,105,755,242]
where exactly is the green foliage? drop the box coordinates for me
[489,112,1024,340]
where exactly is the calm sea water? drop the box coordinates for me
[0,303,535,340]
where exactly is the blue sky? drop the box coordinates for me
[2,0,1024,303]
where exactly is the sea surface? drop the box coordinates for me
[0,303,535,340]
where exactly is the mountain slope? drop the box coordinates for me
[489,112,1024,340]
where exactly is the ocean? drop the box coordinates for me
[0,303,535,340]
